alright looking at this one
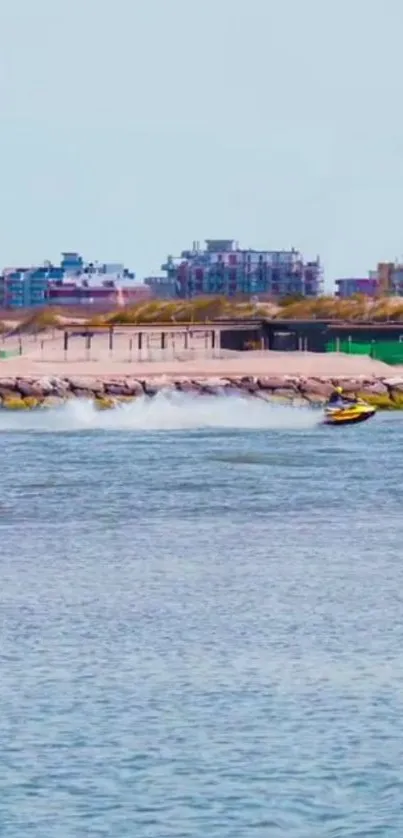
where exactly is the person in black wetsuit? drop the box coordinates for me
[328,386,357,405]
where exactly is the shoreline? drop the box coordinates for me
[0,348,402,409]
[0,371,402,410]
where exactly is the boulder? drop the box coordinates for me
[356,390,393,408]
[197,377,230,394]
[175,379,199,393]
[332,378,365,393]
[73,389,93,399]
[22,396,40,409]
[20,376,67,396]
[101,378,141,395]
[103,383,130,396]
[226,376,258,392]
[123,378,144,396]
[2,395,25,409]
[94,396,116,410]
[383,377,403,392]
[40,396,66,409]
[68,377,105,394]
[258,376,289,390]
[241,376,259,392]
[17,380,47,397]
[389,390,403,407]
[49,377,71,396]
[359,380,388,395]
[297,378,333,397]
[142,379,168,396]
[0,388,19,400]
[0,378,18,392]
[269,388,297,401]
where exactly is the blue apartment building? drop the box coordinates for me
[0,264,64,309]
[157,240,323,299]
[0,252,136,309]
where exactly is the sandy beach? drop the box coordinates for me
[0,328,402,379]
[0,329,401,409]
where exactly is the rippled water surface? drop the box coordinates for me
[1,394,402,837]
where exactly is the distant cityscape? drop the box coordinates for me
[0,252,150,311]
[0,240,400,310]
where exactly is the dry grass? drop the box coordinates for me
[272,295,403,322]
[14,308,65,334]
[87,296,262,326]
[84,294,403,325]
[10,294,403,332]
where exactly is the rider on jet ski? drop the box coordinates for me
[328,386,358,406]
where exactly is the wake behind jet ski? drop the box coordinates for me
[323,386,376,426]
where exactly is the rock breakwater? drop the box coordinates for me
[0,374,403,409]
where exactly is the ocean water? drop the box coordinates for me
[1,392,402,837]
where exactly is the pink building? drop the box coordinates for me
[335,278,379,298]
[47,281,151,308]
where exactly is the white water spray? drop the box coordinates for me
[0,392,321,433]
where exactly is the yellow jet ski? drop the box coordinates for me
[323,398,376,427]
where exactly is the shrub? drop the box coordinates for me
[74,293,403,327]
[17,308,62,334]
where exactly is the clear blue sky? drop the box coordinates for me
[1,0,403,288]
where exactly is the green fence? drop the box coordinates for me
[0,349,20,359]
[326,339,403,366]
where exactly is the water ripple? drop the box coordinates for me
[0,396,402,835]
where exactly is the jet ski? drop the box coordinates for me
[323,398,376,427]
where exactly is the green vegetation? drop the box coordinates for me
[16,308,63,334]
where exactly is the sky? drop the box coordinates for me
[1,0,403,289]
